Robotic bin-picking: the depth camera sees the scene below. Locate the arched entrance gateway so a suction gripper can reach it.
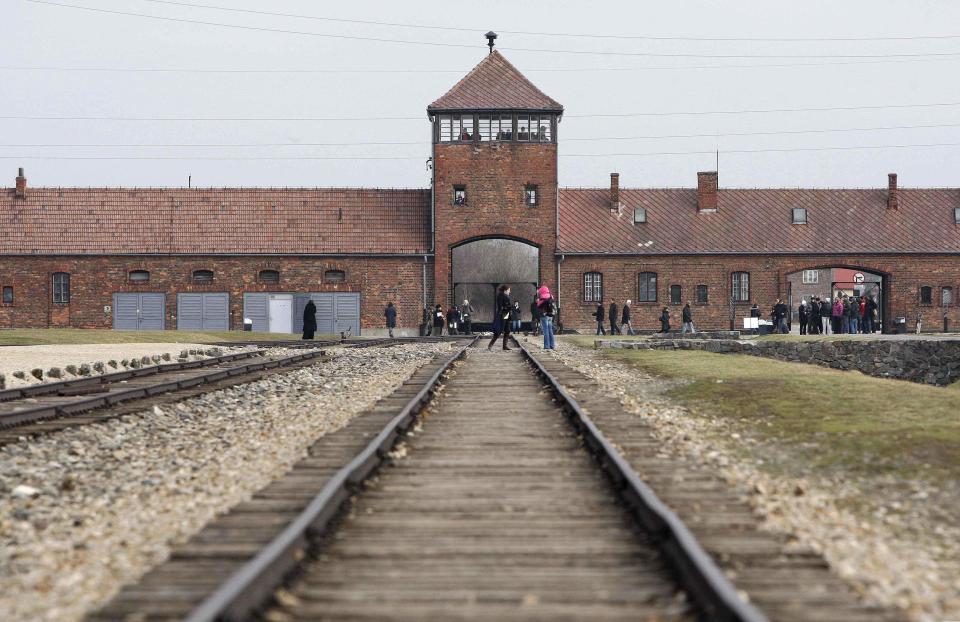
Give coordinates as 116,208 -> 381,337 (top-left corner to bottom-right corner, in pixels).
786,266 -> 890,332
451,238 -> 539,331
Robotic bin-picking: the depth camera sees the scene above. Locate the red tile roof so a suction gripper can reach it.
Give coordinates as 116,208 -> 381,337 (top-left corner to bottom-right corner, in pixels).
1,188 -> 431,255
428,51 -> 563,113
559,187 -> 960,254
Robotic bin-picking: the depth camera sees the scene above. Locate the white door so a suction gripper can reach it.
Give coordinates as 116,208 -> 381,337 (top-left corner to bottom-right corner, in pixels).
268,295 -> 293,334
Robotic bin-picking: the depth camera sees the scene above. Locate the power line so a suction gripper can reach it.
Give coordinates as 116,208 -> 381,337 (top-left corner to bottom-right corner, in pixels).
2,141 -> 959,160
136,0 -> 960,43
6,100 -> 960,122
25,1 -> 960,60
4,121 -> 959,148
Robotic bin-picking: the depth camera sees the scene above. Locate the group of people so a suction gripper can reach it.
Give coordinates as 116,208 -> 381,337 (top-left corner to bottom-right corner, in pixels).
488,284 -> 558,350
593,300 -> 698,335
420,301 -> 477,336
750,295 -> 879,334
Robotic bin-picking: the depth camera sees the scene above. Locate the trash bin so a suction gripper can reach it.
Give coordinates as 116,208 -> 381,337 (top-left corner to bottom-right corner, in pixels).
895,316 -> 907,334
243,318 -> 253,332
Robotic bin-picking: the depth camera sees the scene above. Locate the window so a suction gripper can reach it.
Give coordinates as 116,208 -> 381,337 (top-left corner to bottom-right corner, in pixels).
456,115 -> 474,141
802,269 -> 819,284
128,270 -> 150,282
324,269 -> 346,283
731,271 -> 750,302
192,269 -> 214,283
955,207 -> 960,224
453,186 -> 467,206
792,208 -> 807,224
52,272 -> 70,304
438,115 -> 451,142
696,284 -> 709,304
258,269 -> 280,284
524,185 -> 538,206
920,286 -> 933,305
670,284 -> 682,304
532,115 -> 552,142
516,115 -> 531,141
633,207 -> 647,224
2,286 -> 12,304
584,272 -> 603,302
943,286 -> 953,307
638,272 -> 657,302
492,115 -> 513,141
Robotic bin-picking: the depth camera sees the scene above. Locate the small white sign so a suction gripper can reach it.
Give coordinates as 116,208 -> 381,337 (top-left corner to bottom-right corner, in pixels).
103,305 -> 112,313
853,273 -> 865,283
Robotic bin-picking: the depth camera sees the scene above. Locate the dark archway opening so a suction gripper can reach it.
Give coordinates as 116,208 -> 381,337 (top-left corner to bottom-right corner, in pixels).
451,237 -> 540,332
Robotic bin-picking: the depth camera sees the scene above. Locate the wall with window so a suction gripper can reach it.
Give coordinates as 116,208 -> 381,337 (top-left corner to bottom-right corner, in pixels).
435,113 -> 556,144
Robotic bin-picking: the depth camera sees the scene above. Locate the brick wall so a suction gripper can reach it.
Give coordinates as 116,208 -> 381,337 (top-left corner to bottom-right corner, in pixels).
559,254 -> 960,333
433,142 -> 558,307
0,255 -> 429,331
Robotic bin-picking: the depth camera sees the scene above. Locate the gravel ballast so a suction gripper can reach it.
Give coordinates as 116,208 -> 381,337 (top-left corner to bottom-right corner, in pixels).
540,337 -> 959,622
0,342 -> 453,622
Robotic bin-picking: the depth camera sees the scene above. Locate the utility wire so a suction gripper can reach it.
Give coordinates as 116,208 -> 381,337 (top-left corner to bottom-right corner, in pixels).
25,1 -> 960,60
4,121 -> 960,148
136,0 -> 960,43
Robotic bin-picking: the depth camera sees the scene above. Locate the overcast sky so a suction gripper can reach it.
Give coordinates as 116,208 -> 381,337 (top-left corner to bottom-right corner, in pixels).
5,0 -> 960,189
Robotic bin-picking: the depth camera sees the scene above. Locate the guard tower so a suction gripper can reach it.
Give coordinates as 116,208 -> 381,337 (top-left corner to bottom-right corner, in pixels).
427,36 -> 564,319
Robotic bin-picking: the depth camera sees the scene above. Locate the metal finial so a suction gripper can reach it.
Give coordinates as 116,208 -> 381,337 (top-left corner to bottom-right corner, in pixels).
485,31 -> 498,54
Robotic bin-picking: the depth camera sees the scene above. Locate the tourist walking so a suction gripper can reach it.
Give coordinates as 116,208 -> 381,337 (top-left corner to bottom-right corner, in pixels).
916,311 -> 923,334
302,299 -> 317,340
832,297 -> 844,334
621,300 -> 634,336
840,297 -> 851,334
537,286 -> 556,350
530,298 -> 541,336
864,297 -> 877,333
681,302 -> 696,335
384,301 -> 397,338
446,305 -> 461,335
809,298 -> 822,334
488,285 -> 513,351
594,302 -> 606,335
432,303 -> 445,336
609,301 -> 620,335
822,297 -> 833,334
798,300 -> 808,335
848,296 -> 860,334
510,301 -> 522,333
460,299 -> 474,334
659,307 -> 671,333
420,306 -> 430,336
750,302 -> 761,319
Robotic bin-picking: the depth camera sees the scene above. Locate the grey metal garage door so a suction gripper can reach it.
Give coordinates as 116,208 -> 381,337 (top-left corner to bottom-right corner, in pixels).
177,293 -> 229,330
242,293 -> 269,332
294,293 -> 360,336
113,293 -> 166,330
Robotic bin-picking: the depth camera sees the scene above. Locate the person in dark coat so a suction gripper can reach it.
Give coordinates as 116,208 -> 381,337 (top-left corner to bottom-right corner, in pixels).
609,301 -> 619,335
681,302 -> 695,335
446,306 -> 461,335
460,299 -> 474,335
750,302 -> 761,318
510,301 -> 522,333
808,298 -> 821,334
432,304 -> 444,336
594,302 -> 606,335
659,307 -> 670,333
798,300 -> 808,335
420,306 -> 430,337
384,302 -> 397,338
822,297 -> 833,334
302,299 -> 317,340
530,299 -> 541,336
621,300 -> 634,336
488,284 -> 513,351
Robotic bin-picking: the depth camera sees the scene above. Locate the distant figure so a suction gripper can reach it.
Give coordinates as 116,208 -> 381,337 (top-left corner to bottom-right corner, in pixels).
822,297 -> 833,334
460,299 -> 474,334
621,300 -> 634,336
832,297 -> 844,334
530,298 -> 542,336
420,306 -> 430,337
916,311 -> 923,334
848,296 -> 860,334
537,285 -> 556,350
446,306 -> 461,335
384,302 -> 397,338
798,300 -> 808,335
594,302 -> 606,335
774,299 -> 789,334
302,299 -> 317,340
681,302 -> 696,335
432,304 -> 445,336
609,301 -> 619,335
511,301 -> 522,333
659,307 -> 671,333
750,302 -> 761,319
864,297 -> 878,333
488,285 -> 513,351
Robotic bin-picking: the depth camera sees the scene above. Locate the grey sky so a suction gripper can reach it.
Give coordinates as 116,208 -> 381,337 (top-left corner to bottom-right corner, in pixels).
5,0 -> 960,189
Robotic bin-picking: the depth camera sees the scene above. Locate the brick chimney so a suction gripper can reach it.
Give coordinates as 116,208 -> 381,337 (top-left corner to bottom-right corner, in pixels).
697,171 -> 718,212
887,173 -> 898,210
14,167 -> 26,199
610,172 -> 621,215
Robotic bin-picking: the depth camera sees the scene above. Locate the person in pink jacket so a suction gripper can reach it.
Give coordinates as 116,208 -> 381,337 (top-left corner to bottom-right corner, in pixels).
536,285 -> 557,349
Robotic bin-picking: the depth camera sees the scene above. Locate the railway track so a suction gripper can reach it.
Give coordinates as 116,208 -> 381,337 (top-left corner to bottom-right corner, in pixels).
85,336 -> 904,622
0,337 -> 457,445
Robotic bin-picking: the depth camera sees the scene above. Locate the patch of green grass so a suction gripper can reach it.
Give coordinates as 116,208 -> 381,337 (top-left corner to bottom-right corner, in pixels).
585,344 -> 960,483
0,329 -> 337,346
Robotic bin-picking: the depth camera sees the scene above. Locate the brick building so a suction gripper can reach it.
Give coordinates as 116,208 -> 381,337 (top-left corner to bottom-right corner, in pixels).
2,48 -> 960,334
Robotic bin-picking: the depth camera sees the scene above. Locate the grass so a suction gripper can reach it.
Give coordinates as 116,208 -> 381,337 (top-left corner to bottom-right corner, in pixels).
567,336 -> 960,483
0,329 -> 338,346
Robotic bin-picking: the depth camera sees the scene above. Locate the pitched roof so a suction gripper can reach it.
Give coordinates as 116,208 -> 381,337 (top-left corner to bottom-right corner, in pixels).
559,187 -> 960,255
1,188 -> 431,255
428,51 -> 563,113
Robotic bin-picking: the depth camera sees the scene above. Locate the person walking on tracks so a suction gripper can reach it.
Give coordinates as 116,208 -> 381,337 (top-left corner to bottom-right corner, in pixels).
446,305 -> 461,335
537,285 -> 557,349
432,304 -> 445,336
488,284 -> 513,351
384,302 -> 397,338
460,299 -> 474,334
681,302 -> 696,335
510,301 -> 522,333
302,299 -> 317,340
529,297 -> 541,336
659,306 -> 671,333
621,300 -> 635,336
593,302 -> 606,335
609,301 -> 620,335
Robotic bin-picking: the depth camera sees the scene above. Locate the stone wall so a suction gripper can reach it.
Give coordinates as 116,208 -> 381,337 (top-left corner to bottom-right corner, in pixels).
599,338 -> 960,386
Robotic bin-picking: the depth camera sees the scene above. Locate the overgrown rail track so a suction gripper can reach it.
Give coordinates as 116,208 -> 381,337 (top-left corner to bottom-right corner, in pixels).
83,336 -> 905,622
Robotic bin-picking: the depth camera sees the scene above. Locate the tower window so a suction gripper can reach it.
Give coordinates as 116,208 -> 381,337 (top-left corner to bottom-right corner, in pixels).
524,185 -> 538,206
516,115 -> 531,141
453,186 -> 467,206
456,115 -> 475,141
533,116 -> 552,142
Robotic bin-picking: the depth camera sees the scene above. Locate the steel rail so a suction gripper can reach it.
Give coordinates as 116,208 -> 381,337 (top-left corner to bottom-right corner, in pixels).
514,337 -> 769,622
184,336 -> 478,622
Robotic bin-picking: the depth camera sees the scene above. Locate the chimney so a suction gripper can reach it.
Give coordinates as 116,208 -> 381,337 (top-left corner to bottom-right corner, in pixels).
887,173 -> 898,210
609,172 -> 621,215
14,167 -> 26,199
697,171 -> 718,212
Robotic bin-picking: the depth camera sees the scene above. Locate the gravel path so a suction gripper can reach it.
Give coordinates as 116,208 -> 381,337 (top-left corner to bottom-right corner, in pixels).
536,337 -> 960,622
0,342 -> 452,622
